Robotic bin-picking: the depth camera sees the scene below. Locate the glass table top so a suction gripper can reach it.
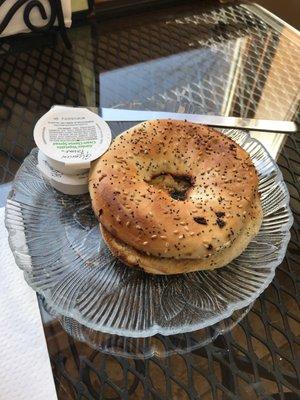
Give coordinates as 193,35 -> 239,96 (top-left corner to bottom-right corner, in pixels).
0,0 -> 299,398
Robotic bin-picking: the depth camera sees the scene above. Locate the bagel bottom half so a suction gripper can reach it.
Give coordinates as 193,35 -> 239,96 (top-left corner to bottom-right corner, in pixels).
100,197 -> 262,275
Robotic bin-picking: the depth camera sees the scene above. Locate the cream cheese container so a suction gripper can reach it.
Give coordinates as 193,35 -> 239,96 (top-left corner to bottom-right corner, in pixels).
34,106 -> 112,174
37,150 -> 89,195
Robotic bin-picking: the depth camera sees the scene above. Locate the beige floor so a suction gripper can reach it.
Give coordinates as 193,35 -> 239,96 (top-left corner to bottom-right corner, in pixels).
255,0 -> 299,29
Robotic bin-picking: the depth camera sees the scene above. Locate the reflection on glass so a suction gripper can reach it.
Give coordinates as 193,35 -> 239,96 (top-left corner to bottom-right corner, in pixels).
99,44 -> 236,114
98,12 -> 298,161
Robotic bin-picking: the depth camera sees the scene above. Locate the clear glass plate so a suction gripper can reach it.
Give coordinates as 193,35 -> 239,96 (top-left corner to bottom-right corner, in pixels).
5,129 -> 293,338
42,297 -> 252,359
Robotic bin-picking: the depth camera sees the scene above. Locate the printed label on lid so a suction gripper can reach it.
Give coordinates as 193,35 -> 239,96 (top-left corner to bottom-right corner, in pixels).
34,107 -> 111,167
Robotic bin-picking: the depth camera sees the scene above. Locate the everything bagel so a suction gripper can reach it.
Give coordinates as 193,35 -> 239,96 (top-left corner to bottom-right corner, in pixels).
89,120 -> 262,274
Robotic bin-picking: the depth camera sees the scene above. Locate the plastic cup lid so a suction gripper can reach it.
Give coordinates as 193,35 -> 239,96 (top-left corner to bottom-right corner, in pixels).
34,106 -> 112,169
37,150 -> 88,185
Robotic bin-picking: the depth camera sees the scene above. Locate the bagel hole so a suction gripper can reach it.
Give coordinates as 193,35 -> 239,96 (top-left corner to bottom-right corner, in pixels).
147,173 -> 193,201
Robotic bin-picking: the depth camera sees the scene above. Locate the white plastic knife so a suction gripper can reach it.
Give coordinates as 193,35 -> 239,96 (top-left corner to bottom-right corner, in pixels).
101,108 -> 298,133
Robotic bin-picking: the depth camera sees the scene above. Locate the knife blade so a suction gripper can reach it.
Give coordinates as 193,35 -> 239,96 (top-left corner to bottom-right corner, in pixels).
101,108 -> 298,133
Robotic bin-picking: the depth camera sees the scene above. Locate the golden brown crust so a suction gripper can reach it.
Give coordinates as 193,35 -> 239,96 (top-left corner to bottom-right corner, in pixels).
89,120 -> 262,273
101,196 -> 262,274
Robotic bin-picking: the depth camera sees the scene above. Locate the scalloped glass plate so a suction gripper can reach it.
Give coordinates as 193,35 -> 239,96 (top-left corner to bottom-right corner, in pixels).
42,297 -> 251,358
5,129 -> 293,338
